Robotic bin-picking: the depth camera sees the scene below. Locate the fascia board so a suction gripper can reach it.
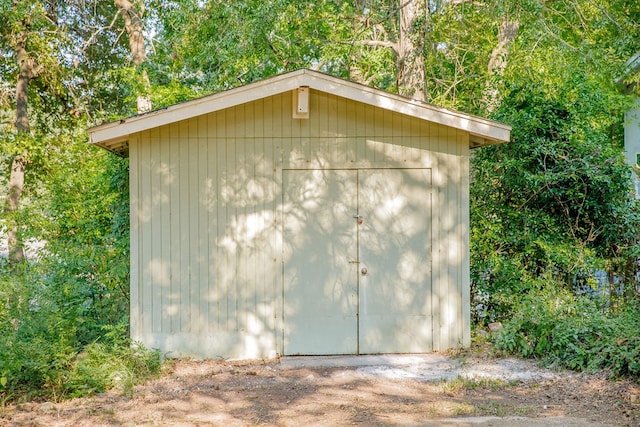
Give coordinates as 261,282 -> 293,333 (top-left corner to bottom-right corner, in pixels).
88,70 -> 308,145
301,71 -> 511,143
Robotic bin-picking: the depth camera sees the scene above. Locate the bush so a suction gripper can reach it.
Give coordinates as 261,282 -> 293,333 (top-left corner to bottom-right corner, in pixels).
0,149 -> 161,404
0,273 -> 77,402
0,277 -> 161,403
494,287 -> 640,379
66,334 -> 161,398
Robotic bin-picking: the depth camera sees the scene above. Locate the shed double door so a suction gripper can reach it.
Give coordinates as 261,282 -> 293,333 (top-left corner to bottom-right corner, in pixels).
283,168 -> 432,355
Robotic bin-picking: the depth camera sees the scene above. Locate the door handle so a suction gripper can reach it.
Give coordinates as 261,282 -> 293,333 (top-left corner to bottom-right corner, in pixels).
361,267 -> 368,276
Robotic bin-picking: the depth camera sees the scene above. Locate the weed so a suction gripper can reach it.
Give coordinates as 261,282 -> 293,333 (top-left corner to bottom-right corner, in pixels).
450,403 -> 475,416
474,401 -> 532,417
441,377 -> 509,394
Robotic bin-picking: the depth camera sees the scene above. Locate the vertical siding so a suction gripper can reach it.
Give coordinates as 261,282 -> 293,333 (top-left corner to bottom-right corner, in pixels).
178,123 -> 190,334
129,135 -> 140,341
159,134 -> 171,333
428,125 -> 470,350
139,132 -> 152,336
149,128 -> 162,333
460,133 -> 471,348
132,89 -> 470,358
227,124 -> 238,333
430,124 -> 443,351
169,124 -> 181,333
206,134 -> 218,334
196,137 -> 209,333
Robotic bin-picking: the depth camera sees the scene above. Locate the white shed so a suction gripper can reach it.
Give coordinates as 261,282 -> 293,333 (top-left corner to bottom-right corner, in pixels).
88,69 -> 511,359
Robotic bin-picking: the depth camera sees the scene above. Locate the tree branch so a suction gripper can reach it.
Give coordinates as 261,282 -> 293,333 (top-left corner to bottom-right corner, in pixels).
81,10 -> 121,53
352,39 -> 397,50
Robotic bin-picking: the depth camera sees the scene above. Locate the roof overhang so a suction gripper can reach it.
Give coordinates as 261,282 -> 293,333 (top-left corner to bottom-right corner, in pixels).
88,69 -> 511,156
617,52 -> 640,93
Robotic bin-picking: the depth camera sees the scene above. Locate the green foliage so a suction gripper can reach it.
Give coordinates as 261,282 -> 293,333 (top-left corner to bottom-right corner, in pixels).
0,0 -> 161,404
42,150 -> 130,344
471,52 -> 640,320
66,325 -> 161,399
0,273 -> 161,402
494,288 -> 640,379
0,133 -> 155,403
0,271 -> 76,402
441,377 -> 513,394
149,0 -> 358,92
467,1 -> 640,377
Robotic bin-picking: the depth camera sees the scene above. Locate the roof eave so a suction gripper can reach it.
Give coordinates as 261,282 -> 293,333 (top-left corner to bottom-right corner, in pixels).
616,52 -> 640,91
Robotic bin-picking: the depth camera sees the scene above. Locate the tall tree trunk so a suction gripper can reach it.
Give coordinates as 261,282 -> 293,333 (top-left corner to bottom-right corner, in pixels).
4,31 -> 37,265
115,0 -> 151,113
397,0 -> 427,102
5,155 -> 26,264
482,16 -> 519,112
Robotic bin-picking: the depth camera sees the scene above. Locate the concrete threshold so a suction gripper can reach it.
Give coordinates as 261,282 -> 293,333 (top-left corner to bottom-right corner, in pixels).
278,353 -> 458,369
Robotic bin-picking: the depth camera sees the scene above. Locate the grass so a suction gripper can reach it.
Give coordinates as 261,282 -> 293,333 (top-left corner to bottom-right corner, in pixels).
473,401 -> 533,417
440,376 -> 514,394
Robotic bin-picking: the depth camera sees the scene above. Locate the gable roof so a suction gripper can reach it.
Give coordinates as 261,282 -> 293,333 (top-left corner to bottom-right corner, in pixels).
88,69 -> 511,156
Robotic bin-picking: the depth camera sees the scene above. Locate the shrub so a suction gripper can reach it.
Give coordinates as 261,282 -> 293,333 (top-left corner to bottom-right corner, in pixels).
494,287 -> 640,379
0,283 -> 161,403
66,335 -> 162,398
0,150 -> 154,403
0,273 -> 77,402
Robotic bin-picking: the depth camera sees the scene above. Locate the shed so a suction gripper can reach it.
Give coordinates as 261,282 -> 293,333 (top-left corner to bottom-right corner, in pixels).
88,69 -> 511,359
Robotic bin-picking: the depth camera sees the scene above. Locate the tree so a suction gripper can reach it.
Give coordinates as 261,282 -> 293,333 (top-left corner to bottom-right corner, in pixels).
482,14 -> 518,112
397,0 -> 428,100
115,0 -> 151,113
342,0 -> 429,100
148,1 -> 432,100
1,0 -> 59,265
469,0 -> 640,317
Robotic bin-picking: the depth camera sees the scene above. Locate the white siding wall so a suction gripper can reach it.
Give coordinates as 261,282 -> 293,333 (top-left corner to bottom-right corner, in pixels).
130,89 -> 470,358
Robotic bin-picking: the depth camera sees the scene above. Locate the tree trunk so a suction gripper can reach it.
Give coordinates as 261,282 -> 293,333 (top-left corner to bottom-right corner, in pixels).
4,31 -> 37,265
115,0 -> 151,113
5,155 -> 26,264
482,17 -> 519,112
397,0 -> 427,102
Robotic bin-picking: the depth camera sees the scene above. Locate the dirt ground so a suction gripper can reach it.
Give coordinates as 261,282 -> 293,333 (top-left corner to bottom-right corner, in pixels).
2,349 -> 640,427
